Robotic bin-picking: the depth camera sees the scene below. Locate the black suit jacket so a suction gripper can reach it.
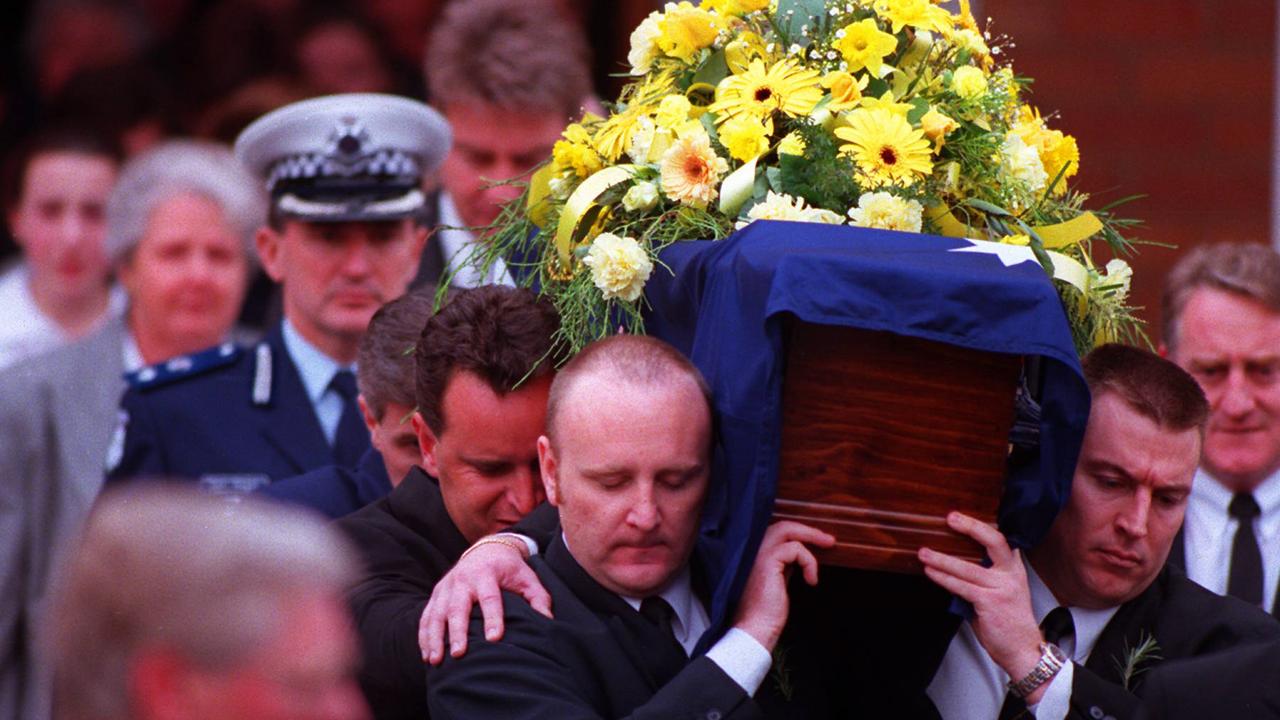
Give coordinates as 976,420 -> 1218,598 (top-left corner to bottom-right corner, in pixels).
790,565 -> 1280,720
1135,640 -> 1280,720
336,469 -> 559,720
427,534 -> 762,720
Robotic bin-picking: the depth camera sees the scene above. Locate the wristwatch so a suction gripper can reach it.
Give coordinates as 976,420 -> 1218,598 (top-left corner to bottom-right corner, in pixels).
1007,642 -> 1068,699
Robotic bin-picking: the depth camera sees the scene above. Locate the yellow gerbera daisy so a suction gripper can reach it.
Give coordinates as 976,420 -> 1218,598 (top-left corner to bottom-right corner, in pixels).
859,90 -> 914,118
834,19 -> 898,75
835,108 -> 933,188
660,129 -> 729,208
709,59 -> 823,123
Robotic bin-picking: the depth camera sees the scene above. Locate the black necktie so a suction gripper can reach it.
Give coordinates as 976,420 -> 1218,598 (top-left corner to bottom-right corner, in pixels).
1228,492 -> 1264,607
640,596 -> 686,657
329,369 -> 366,467
997,607 -> 1075,720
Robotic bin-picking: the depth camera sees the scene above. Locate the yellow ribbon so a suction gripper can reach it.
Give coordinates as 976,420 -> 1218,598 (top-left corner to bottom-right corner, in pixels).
554,165 -> 638,268
719,156 -> 758,218
526,164 -> 556,230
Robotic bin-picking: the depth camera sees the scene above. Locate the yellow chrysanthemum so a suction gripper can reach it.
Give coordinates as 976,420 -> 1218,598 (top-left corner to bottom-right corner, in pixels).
720,114 -> 774,162
655,95 -> 694,128
874,0 -> 954,34
821,71 -> 870,112
834,19 -> 898,75
659,129 -> 729,207
709,59 -> 823,123
552,124 -> 604,178
655,2 -> 723,63
835,108 -> 933,188
951,65 -> 988,100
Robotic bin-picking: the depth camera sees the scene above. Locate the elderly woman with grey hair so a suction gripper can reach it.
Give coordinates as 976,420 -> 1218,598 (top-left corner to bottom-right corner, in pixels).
0,140 -> 265,720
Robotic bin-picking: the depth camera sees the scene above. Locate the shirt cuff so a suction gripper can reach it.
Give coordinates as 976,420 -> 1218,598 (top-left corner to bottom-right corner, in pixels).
496,532 -> 539,557
704,628 -> 773,696
1030,660 -> 1073,720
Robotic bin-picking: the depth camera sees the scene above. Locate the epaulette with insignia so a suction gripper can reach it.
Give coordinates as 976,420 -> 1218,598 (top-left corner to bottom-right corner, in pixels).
125,343 -> 242,391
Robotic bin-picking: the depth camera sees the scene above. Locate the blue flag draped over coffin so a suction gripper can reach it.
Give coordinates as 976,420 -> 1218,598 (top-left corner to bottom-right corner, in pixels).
643,219 -> 1091,641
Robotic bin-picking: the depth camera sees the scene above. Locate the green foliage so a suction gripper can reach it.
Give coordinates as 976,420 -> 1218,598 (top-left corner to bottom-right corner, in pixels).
777,121 -> 861,212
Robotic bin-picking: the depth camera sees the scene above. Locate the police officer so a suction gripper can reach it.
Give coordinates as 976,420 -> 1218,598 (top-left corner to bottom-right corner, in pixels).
106,93 -> 451,493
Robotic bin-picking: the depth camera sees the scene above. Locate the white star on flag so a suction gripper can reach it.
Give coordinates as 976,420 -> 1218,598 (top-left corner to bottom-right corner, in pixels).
947,238 -> 1038,267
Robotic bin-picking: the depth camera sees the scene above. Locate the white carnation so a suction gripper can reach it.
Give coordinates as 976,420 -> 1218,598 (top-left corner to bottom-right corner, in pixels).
628,12 -> 663,75
1103,259 -> 1133,302
583,233 -> 654,302
1001,133 -> 1048,195
847,192 -> 924,232
622,181 -> 660,212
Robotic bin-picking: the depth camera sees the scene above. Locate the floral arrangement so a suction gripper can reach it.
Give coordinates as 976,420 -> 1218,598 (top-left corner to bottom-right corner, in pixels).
466,0 -> 1143,355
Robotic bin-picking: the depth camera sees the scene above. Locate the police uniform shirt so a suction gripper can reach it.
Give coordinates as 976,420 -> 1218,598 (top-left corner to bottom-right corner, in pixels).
1184,467 -> 1280,612
281,318 -> 355,445
436,192 -> 515,289
927,559 -> 1119,720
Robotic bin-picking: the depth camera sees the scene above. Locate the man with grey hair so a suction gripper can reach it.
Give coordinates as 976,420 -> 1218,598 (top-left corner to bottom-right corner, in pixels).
0,139 -> 263,720
46,485 -> 369,720
1161,242 -> 1280,618
418,0 -> 594,288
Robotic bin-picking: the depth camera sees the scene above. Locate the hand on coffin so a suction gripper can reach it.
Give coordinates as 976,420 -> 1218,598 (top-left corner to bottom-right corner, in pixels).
732,520 -> 835,652
918,512 -> 1048,704
419,535 -> 552,665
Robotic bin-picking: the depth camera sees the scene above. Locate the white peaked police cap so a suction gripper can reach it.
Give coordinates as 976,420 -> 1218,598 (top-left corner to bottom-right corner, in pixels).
234,93 -> 452,223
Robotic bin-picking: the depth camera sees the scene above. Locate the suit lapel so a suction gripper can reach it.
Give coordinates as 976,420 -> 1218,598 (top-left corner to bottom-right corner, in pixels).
1166,526 -> 1186,570
258,325 -> 333,474
545,537 -> 688,690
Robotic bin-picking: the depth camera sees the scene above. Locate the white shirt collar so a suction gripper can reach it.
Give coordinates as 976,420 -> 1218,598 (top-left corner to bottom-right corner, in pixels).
436,193 -> 513,288
1193,466 -> 1280,512
1026,558 -> 1118,662
121,330 -> 144,373
280,318 -> 351,403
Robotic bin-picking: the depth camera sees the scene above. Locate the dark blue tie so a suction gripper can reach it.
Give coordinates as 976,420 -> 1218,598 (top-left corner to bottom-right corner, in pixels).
1228,492 -> 1264,607
329,369 -> 367,467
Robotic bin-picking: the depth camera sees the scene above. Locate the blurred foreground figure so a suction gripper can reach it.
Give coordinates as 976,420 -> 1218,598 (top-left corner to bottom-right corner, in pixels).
46,486 -> 370,720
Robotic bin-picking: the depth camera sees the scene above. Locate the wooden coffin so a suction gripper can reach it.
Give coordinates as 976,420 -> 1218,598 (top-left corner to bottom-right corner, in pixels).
773,321 -> 1022,574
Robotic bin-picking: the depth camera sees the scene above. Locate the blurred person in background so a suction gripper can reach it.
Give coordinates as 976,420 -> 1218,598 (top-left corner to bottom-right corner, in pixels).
45,485 -> 370,720
293,9 -> 396,97
0,140 -> 263,720
0,127 -> 122,370
259,288 -> 439,518
417,0 -> 593,289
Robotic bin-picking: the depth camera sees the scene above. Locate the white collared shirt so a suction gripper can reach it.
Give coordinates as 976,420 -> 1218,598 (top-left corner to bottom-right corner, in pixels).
1184,467 -> 1280,611
927,558 -> 1119,720
560,533 -> 772,695
436,193 -> 514,288
280,319 -> 355,445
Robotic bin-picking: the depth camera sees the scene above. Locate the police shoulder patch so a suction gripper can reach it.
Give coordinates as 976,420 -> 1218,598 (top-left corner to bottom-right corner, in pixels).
126,343 -> 242,391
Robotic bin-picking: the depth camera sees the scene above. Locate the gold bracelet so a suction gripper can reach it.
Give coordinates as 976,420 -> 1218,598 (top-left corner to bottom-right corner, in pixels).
458,534 -> 530,564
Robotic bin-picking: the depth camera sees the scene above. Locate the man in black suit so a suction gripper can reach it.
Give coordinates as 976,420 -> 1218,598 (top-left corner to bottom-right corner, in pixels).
335,285 -> 564,720
427,334 -> 834,719
918,344 -> 1280,720
1135,640 -> 1280,719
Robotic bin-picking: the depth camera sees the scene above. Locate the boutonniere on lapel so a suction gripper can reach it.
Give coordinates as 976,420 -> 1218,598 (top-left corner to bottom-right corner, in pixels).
1112,632 -> 1163,690
770,644 -> 794,701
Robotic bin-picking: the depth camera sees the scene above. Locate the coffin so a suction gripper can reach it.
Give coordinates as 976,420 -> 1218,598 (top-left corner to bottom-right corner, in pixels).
774,322 -> 1022,573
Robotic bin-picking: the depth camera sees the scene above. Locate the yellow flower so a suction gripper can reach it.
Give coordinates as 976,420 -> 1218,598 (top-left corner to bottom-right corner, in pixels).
1000,233 -> 1030,245
859,90 -> 913,118
778,131 -> 806,156
594,108 -> 645,162
655,95 -> 694,128
656,2 -> 723,64
701,0 -> 769,16
709,59 -> 823,123
1012,106 -> 1080,192
847,191 -> 924,232
833,19 -> 898,75
874,0 -> 954,34
724,30 -> 776,74
951,65 -> 988,100
821,71 -> 870,112
835,108 -> 933,188
552,123 -> 604,178
583,232 -> 654,302
919,108 -> 958,151
660,129 -> 729,207
720,114 -> 773,162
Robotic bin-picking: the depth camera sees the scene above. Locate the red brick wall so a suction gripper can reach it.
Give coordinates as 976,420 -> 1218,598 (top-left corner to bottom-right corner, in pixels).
985,0 -> 1276,344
